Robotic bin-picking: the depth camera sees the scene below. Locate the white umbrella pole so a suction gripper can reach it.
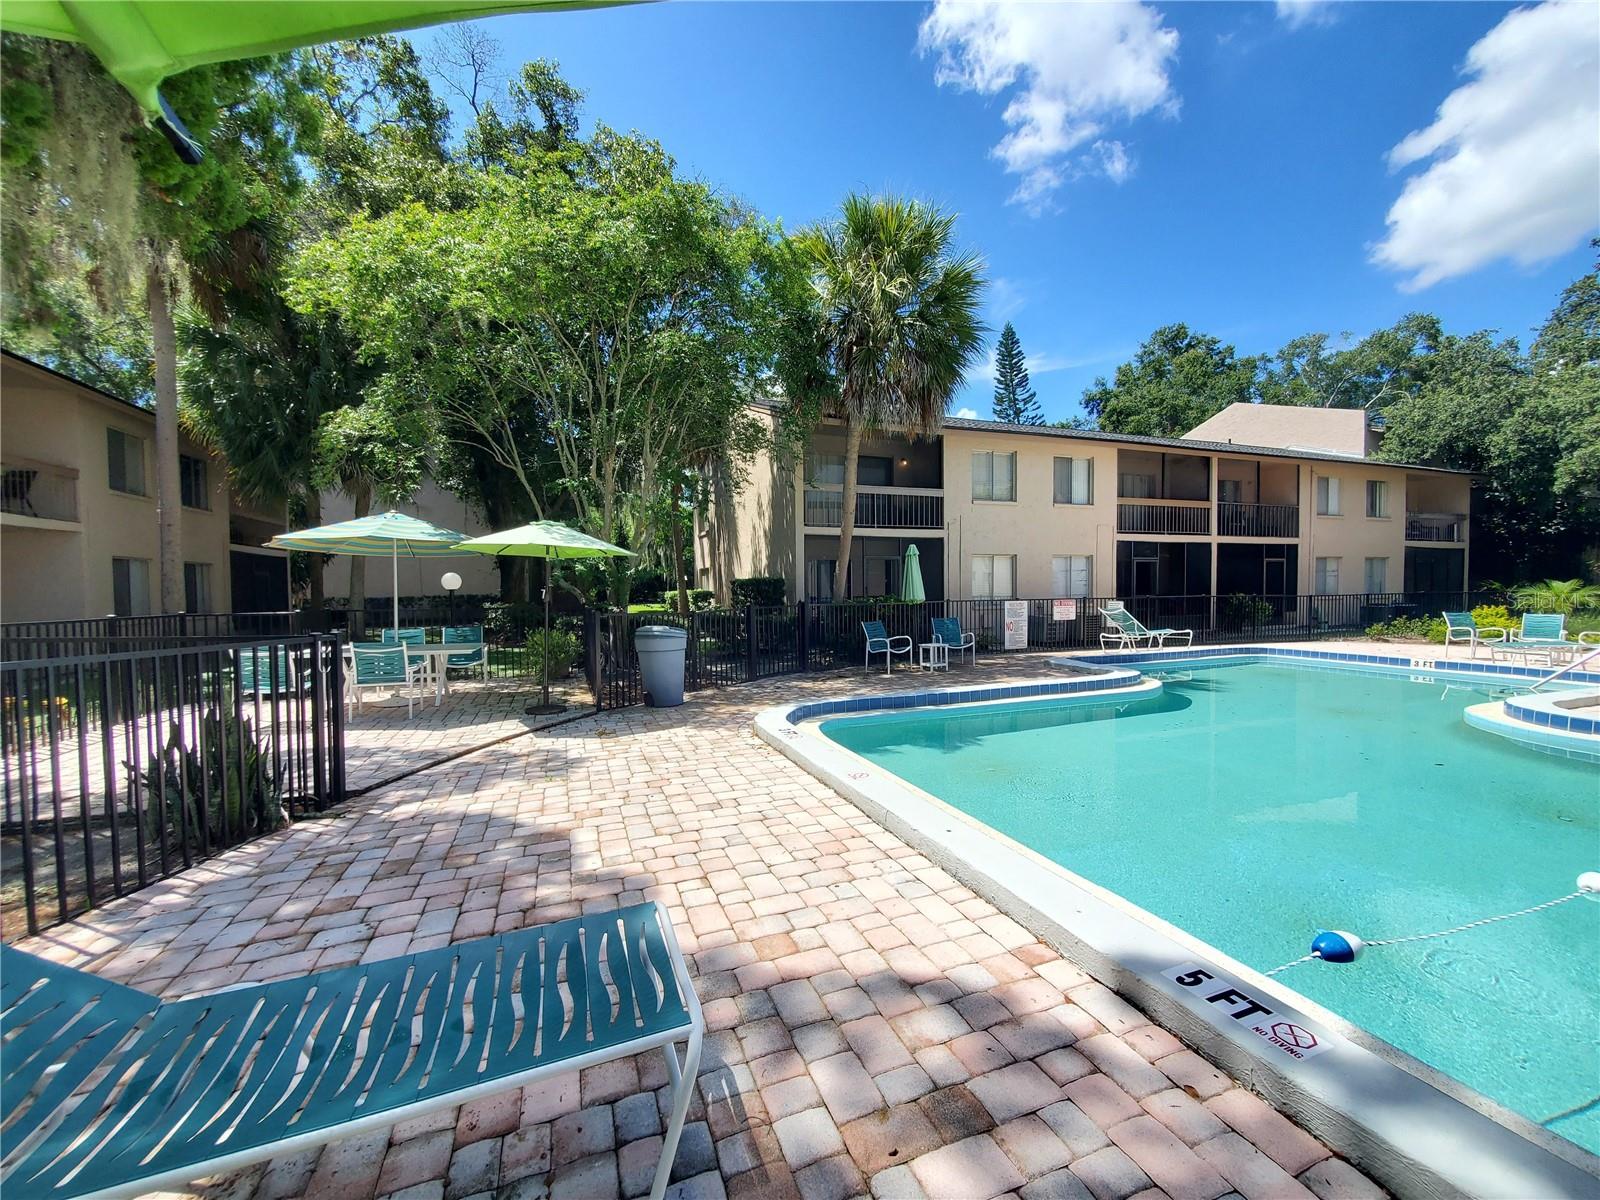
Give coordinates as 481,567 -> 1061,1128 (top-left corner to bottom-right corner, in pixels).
392,543 -> 400,633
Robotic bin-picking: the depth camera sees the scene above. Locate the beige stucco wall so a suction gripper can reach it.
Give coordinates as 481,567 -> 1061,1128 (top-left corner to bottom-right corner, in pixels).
2,355 -> 234,620
942,428 -> 1118,598
1186,403 -> 1374,457
1302,460 -> 1451,593
697,408 -> 794,603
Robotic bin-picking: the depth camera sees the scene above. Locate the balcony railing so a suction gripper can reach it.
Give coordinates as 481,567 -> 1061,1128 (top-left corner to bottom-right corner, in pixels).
1405,512 -> 1467,542
1117,501 -> 1210,535
804,486 -> 944,530
1,458 -> 78,523
1217,502 -> 1299,539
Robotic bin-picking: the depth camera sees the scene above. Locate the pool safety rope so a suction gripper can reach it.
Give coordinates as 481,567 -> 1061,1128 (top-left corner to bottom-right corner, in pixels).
1264,871 -> 1600,977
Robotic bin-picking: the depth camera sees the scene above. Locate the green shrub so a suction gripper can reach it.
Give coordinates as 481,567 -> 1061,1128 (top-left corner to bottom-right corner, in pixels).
1469,604 -> 1515,633
130,709 -> 285,849
732,577 -> 787,607
688,589 -> 716,611
525,627 -> 580,678
1220,594 -> 1273,626
1365,615 -> 1445,643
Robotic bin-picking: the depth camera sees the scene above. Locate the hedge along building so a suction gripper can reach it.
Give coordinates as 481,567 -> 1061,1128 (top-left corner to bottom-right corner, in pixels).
694,401 -> 1473,609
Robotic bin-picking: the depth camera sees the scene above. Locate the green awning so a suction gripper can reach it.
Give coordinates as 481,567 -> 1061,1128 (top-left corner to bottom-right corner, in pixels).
0,1 -> 636,158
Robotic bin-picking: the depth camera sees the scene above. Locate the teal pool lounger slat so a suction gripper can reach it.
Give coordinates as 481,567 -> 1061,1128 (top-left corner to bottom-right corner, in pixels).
819,659 -> 1600,1154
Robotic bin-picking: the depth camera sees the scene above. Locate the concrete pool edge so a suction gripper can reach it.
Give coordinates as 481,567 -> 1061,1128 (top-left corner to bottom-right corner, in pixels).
753,665 -> 1600,1200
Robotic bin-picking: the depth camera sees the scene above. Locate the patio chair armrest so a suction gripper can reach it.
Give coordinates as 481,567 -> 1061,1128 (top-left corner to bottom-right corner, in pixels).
1478,627 -> 1508,640
888,635 -> 913,651
1578,630 -> 1600,645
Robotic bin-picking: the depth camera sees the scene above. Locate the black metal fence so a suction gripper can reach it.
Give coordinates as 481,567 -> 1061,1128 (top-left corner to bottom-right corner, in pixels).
0,611 -> 304,660
1,635 -> 345,937
588,591 -> 1482,710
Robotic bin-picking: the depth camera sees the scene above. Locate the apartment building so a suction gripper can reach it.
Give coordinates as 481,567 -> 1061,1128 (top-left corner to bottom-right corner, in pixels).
696,403 -> 1472,607
0,351 -> 288,622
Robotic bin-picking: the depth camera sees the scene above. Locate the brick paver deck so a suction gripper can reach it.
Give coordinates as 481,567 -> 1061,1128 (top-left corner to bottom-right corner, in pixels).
17,648 -> 1393,1200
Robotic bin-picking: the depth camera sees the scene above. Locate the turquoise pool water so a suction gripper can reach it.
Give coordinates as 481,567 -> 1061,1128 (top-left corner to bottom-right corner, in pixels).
820,659 -> 1600,1153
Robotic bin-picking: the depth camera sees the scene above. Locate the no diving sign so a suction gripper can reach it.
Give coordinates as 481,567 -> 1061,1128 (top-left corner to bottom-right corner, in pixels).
1161,962 -> 1334,1061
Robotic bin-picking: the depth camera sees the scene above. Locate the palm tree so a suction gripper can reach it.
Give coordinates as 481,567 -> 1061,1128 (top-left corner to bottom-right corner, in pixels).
1511,578 -> 1600,616
796,196 -> 986,601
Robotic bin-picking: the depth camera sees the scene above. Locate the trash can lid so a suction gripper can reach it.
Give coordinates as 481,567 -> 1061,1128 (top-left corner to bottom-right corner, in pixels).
635,625 -> 689,642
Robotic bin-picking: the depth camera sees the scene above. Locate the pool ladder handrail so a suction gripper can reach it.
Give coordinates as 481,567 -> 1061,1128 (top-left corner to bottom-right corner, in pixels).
1525,646 -> 1600,692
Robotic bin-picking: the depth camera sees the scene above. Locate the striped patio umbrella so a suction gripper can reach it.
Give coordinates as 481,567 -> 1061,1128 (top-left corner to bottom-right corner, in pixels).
901,543 -> 927,604
267,511 -> 467,633
454,522 -> 633,714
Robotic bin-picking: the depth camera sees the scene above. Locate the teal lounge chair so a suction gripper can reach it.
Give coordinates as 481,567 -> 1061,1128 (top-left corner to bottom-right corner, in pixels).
862,620 -> 911,675
0,902 -> 702,1200
1493,613 -> 1578,664
1098,602 -> 1193,651
1441,611 -> 1507,659
931,616 -> 977,666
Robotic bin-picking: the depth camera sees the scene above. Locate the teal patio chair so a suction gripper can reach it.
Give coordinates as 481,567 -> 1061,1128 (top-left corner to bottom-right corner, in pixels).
861,619 -> 911,675
931,616 -> 977,666
443,623 -> 488,684
1099,602 -> 1193,651
346,644 -> 424,717
382,627 -> 435,691
1441,611 -> 1507,658
233,645 -> 300,694
0,902 -> 703,1200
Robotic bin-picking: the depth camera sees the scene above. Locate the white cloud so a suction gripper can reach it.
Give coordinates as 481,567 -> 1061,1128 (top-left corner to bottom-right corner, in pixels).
1371,1 -> 1600,291
918,1 -> 1179,211
952,407 -> 980,419
1274,0 -> 1338,30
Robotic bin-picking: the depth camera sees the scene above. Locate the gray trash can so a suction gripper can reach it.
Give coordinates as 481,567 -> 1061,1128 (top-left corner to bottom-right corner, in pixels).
635,625 -> 688,707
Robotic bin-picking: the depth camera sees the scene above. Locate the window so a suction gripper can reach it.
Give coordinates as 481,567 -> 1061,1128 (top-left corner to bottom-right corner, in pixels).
807,559 -> 837,602
1052,457 -> 1092,505
1315,475 -> 1341,516
1364,557 -> 1388,594
805,452 -> 845,487
1217,479 -> 1244,504
1366,480 -> 1389,519
112,557 -> 151,615
971,451 -> 1016,502
971,554 -> 1016,599
180,454 -> 210,509
184,562 -> 213,612
107,428 -> 146,495
857,455 -> 893,486
1119,472 -> 1156,499
1315,557 -> 1340,595
1052,555 -> 1092,598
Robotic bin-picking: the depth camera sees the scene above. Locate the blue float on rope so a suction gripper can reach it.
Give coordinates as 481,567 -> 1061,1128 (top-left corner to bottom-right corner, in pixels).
1310,930 -> 1364,964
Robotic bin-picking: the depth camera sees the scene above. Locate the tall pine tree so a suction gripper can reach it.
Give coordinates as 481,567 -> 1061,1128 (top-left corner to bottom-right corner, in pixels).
992,322 -> 1043,424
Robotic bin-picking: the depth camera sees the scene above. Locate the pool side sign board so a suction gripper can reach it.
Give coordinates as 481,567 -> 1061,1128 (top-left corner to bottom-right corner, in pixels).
1161,961 -> 1334,1060
1003,600 -> 1029,649
1052,598 -> 1077,622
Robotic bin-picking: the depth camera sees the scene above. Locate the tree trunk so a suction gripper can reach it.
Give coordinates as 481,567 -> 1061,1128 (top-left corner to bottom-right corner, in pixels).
348,482 -> 371,638
674,478 -> 691,616
303,489 -> 325,612
147,264 -> 184,613
832,418 -> 863,601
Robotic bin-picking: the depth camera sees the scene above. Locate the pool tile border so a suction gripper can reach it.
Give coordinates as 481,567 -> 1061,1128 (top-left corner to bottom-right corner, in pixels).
754,656 -> 1600,1200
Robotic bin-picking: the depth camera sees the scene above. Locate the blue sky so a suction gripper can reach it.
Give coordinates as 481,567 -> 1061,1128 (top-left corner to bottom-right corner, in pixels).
427,1 -> 1600,423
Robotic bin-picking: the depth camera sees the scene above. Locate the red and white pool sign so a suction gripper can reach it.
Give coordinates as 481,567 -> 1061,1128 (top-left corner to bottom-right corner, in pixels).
1161,962 -> 1334,1061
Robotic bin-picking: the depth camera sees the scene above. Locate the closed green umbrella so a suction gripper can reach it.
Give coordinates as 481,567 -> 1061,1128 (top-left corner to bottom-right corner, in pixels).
901,543 -> 926,604
267,510 -> 466,633
453,521 -> 633,714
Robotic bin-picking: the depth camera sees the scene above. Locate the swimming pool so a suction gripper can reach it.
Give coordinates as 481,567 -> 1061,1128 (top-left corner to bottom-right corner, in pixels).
819,659 -> 1600,1154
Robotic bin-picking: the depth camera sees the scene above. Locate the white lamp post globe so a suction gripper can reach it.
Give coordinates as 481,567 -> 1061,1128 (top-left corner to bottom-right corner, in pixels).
441,571 -> 462,592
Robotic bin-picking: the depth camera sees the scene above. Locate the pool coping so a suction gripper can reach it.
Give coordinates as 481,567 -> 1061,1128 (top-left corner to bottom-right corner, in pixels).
753,648 -> 1600,1200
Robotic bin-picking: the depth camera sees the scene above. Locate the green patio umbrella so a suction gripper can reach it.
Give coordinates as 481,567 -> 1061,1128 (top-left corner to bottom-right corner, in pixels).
453,521 -> 633,714
0,1 -> 636,162
901,543 -> 927,604
267,511 -> 467,633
